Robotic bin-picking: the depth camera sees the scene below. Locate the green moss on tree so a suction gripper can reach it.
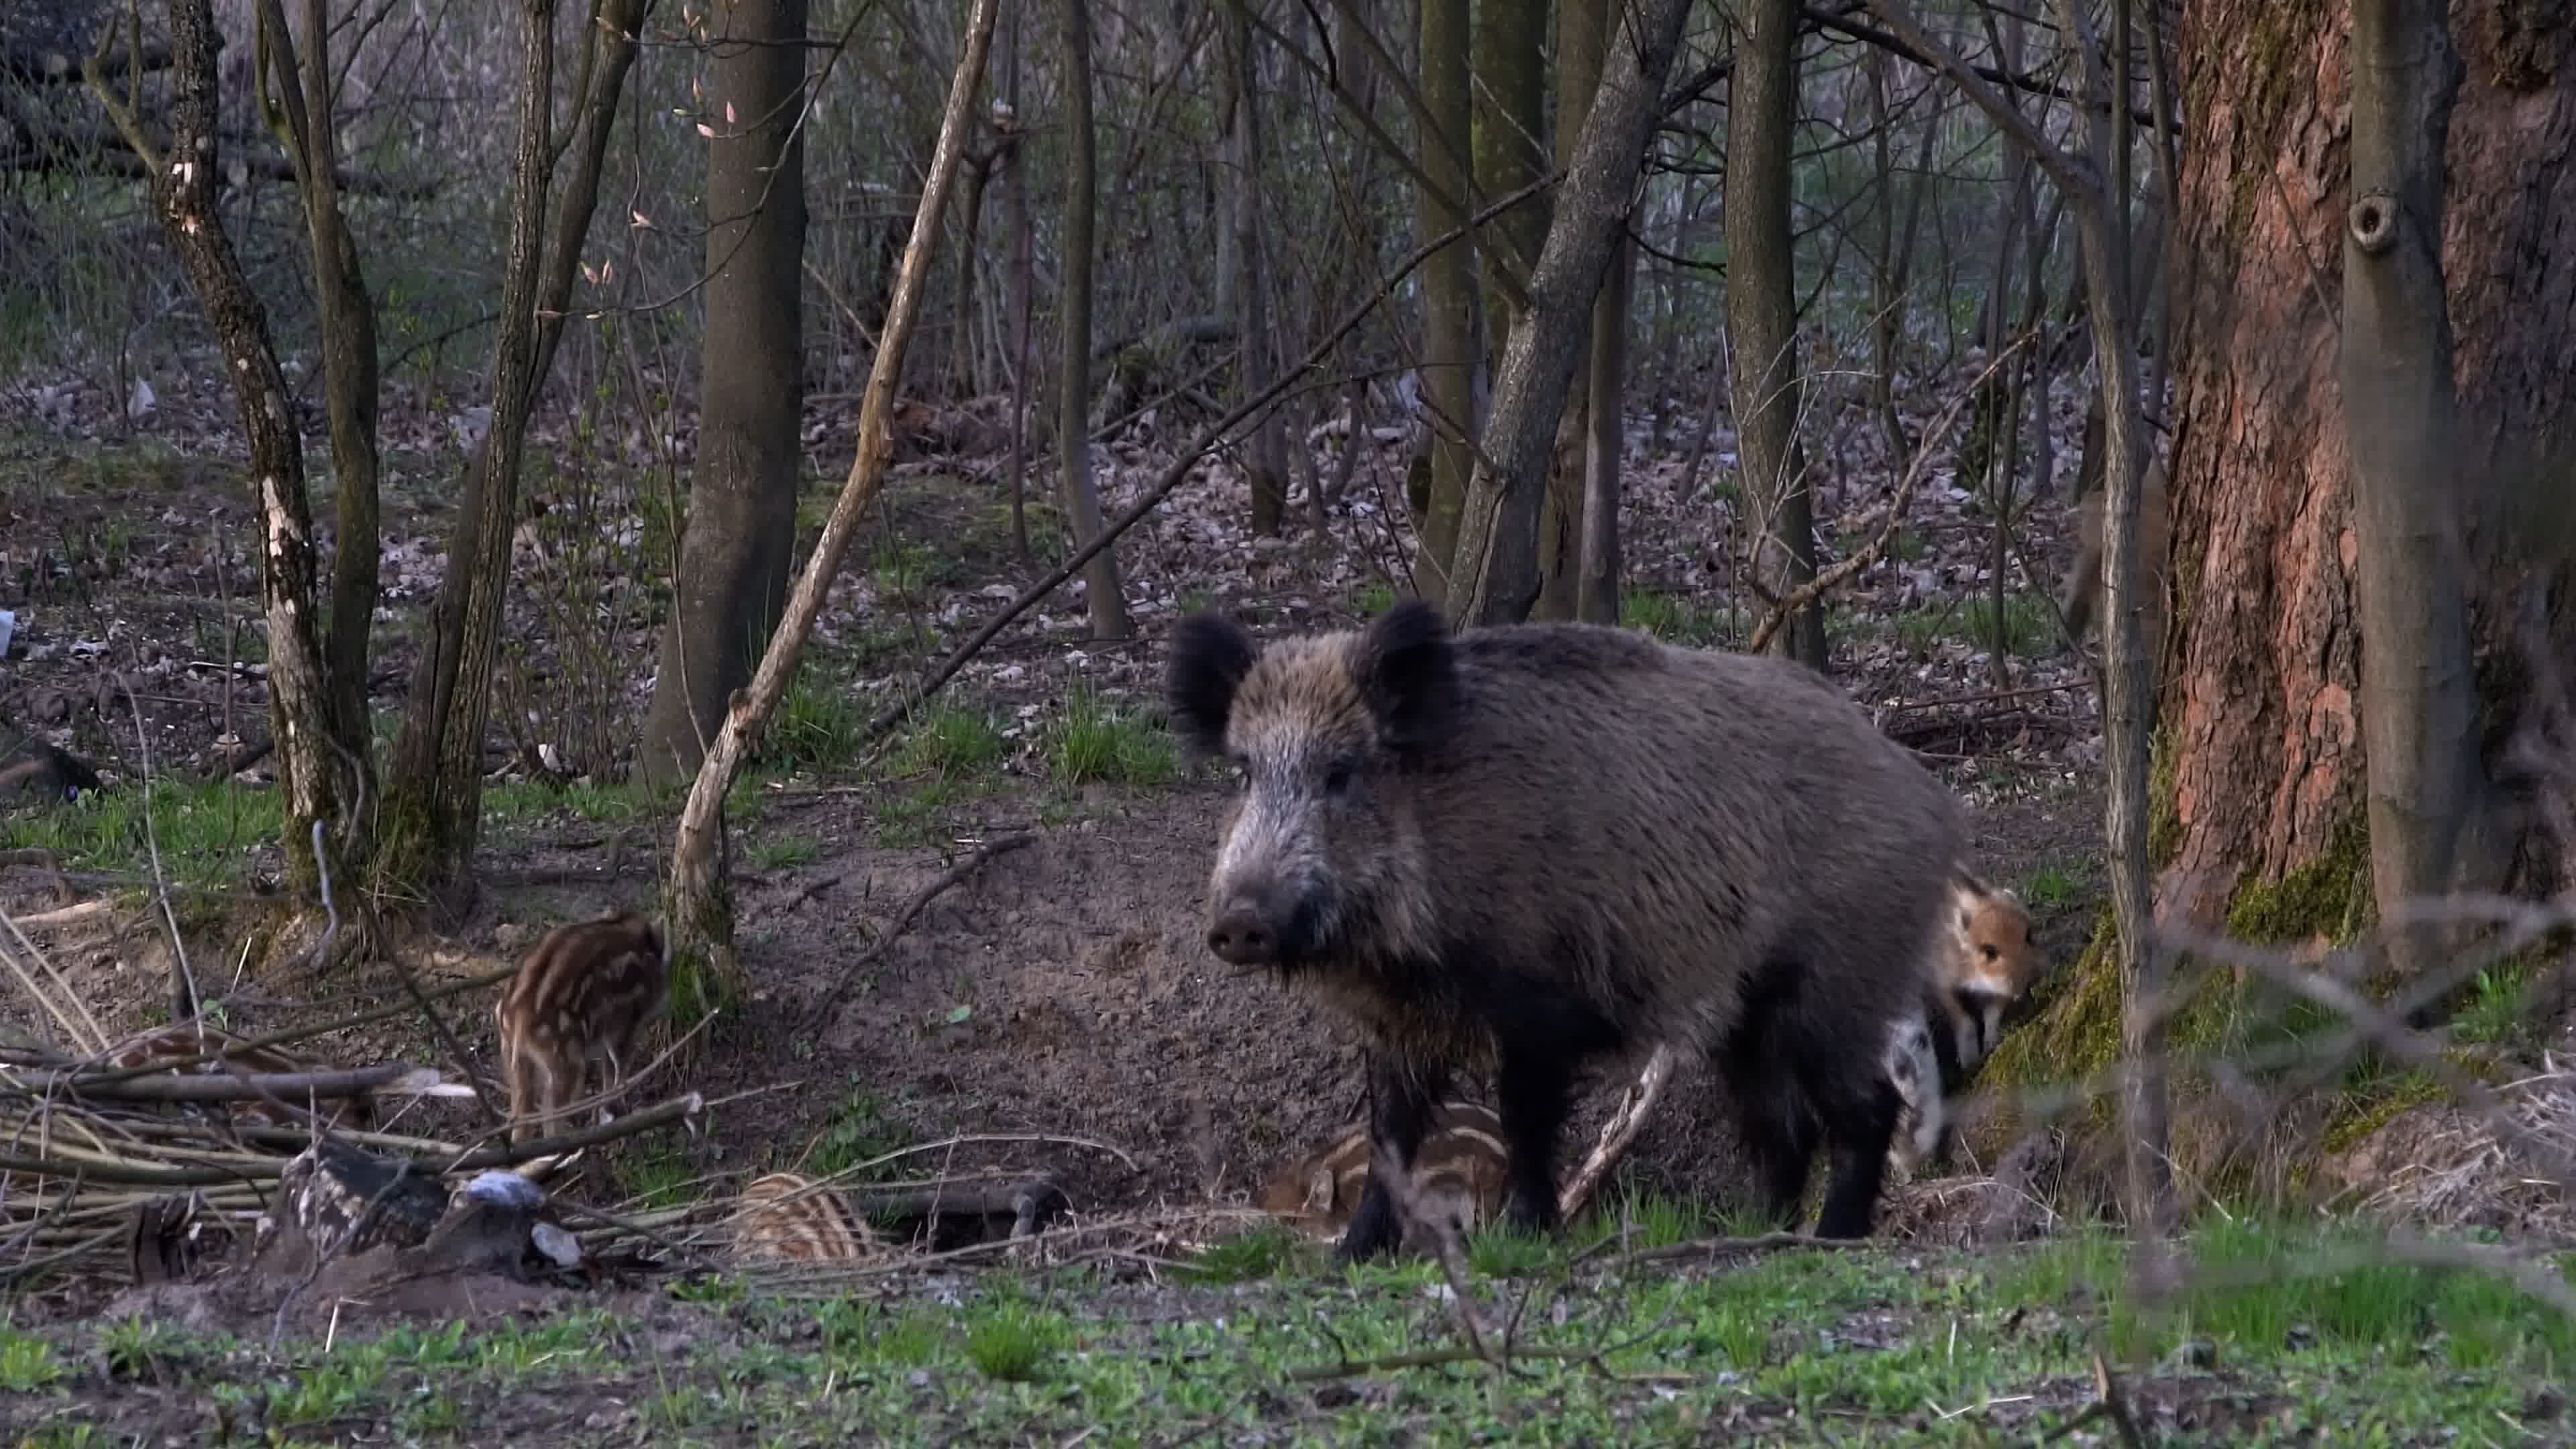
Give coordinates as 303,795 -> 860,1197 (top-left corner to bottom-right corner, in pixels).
2222,811 -> 2372,945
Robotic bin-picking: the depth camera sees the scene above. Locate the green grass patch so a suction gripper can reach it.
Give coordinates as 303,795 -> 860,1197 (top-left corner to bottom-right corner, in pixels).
888,702 -> 1007,780
1621,589 -> 1727,646
5,777 -> 282,892
1043,686 -> 1177,788
18,1222 -> 2574,1444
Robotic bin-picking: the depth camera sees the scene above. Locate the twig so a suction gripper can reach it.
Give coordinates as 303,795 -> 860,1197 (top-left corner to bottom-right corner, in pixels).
804,835 -> 1034,1027
34,1063 -> 435,1103
117,671 -> 198,1022
1746,331 -> 2037,655
1558,1044 -> 1676,1222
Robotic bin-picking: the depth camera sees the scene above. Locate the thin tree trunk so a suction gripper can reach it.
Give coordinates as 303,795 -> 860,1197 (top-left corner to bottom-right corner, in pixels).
1225,0 -> 1289,537
85,0 -> 365,924
1410,0 -> 1477,604
1536,0 -> 1602,623
254,0 -> 381,769
1448,0 -> 1693,625
665,0 -> 1001,999
1001,0 -> 1033,564
382,0 -> 651,900
1577,231 -> 1631,624
640,0 -> 810,790
1055,0 -> 1130,639
1727,0 -> 1825,667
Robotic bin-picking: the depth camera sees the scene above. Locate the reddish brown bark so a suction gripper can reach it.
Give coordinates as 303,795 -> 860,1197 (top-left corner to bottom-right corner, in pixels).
2160,0 -> 2575,924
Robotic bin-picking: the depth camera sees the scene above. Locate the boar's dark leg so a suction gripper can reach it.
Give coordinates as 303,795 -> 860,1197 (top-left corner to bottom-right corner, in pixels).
1492,1043 -> 1572,1235
1338,1049 -> 1442,1263
1813,1070 -> 1902,1240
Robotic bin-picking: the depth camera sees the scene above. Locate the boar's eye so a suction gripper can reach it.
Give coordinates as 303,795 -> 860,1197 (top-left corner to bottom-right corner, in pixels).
1323,757 -> 1359,796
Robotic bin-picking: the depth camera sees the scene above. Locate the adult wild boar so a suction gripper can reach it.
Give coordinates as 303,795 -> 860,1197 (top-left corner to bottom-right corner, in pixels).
1165,600 -> 1966,1261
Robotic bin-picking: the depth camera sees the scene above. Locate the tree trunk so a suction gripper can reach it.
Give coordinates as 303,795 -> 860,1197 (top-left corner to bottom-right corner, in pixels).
663,0 -> 1001,1008
1535,0 -> 1600,623
1725,0 -> 1825,669
641,0 -> 809,788
382,0 -> 650,901
1447,0 -> 1693,625
1224,0 -> 1290,537
87,0 -> 368,932
1055,0 -> 1131,640
1974,0 -> 2576,1189
1577,230 -> 1631,625
1409,0 -> 1478,604
255,0 -> 382,769
2340,0 -> 2500,969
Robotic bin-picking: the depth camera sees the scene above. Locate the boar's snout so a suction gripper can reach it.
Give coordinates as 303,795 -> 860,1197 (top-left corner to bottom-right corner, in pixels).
1206,879 -> 1314,967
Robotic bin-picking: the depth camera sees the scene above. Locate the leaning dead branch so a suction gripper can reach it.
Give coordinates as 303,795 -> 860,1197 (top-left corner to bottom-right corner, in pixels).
804,834 -> 1034,1027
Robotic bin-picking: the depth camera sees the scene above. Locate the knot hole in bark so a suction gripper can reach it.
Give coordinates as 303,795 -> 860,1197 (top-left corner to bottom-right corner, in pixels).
2349,191 -> 2400,256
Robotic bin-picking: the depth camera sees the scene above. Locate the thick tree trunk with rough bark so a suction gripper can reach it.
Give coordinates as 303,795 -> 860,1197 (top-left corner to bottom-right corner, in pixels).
1447,0 -> 1692,626
1978,0 -> 2576,1171
1534,0 -> 1599,623
1055,0 -> 1130,640
1725,0 -> 1826,667
1409,0 -> 1479,604
642,0 -> 809,786
2156,0 -> 2572,932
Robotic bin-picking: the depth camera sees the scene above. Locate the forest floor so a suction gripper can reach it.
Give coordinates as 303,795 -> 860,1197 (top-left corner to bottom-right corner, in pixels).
2,377 -> 2571,1444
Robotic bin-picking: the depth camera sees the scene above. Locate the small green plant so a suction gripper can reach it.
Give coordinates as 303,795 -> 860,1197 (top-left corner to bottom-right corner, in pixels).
2449,965 -> 2532,1046
1354,582 -> 1396,616
965,1307 -> 1065,1383
892,704 -> 1007,780
1187,1224 -> 1309,1284
804,1087 -> 901,1180
101,1319 -> 184,1381
2019,865 -> 2082,908
769,672 -> 870,773
0,1331 -> 65,1391
745,833 -> 820,871
1044,686 -> 1177,788
1466,1222 -> 1556,1278
623,1138 -> 697,1210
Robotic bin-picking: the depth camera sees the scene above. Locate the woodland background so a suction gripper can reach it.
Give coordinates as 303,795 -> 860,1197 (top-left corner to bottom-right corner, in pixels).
0,0 -> 2573,1440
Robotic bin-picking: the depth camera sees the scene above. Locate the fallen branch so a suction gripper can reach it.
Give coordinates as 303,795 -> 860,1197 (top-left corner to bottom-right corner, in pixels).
442,1092 -> 706,1172
803,835 -> 1034,1027
1746,330 -> 2037,656
34,1063 -> 441,1103
1558,1044 -> 1676,1222
1597,1230 -> 1856,1270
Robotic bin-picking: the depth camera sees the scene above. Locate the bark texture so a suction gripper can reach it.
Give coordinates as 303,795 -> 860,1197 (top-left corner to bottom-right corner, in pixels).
91,0 -> 367,916
642,0 -> 809,786
383,0 -> 649,897
1055,0 -> 1131,639
1725,0 -> 1827,667
1448,0 -> 1693,625
1409,0 -> 1479,604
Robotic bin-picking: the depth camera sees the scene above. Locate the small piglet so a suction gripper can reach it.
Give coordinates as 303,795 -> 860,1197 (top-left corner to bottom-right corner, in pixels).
492,912 -> 670,1144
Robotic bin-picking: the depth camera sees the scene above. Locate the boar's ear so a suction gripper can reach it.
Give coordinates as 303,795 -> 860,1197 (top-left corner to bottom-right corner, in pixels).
1167,611 -> 1258,755
1354,600 -> 1460,755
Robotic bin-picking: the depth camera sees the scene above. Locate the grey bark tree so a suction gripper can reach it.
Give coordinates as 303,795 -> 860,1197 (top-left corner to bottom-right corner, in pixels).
641,0 -> 810,786
1446,0 -> 1693,625
1409,0 -> 1479,604
1224,0 -> 1290,536
1725,0 -> 1827,668
1055,0 -> 1131,639
2339,0 -> 2501,961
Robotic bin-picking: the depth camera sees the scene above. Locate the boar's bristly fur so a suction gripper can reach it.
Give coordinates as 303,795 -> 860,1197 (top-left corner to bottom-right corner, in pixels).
1167,600 -> 1968,1262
